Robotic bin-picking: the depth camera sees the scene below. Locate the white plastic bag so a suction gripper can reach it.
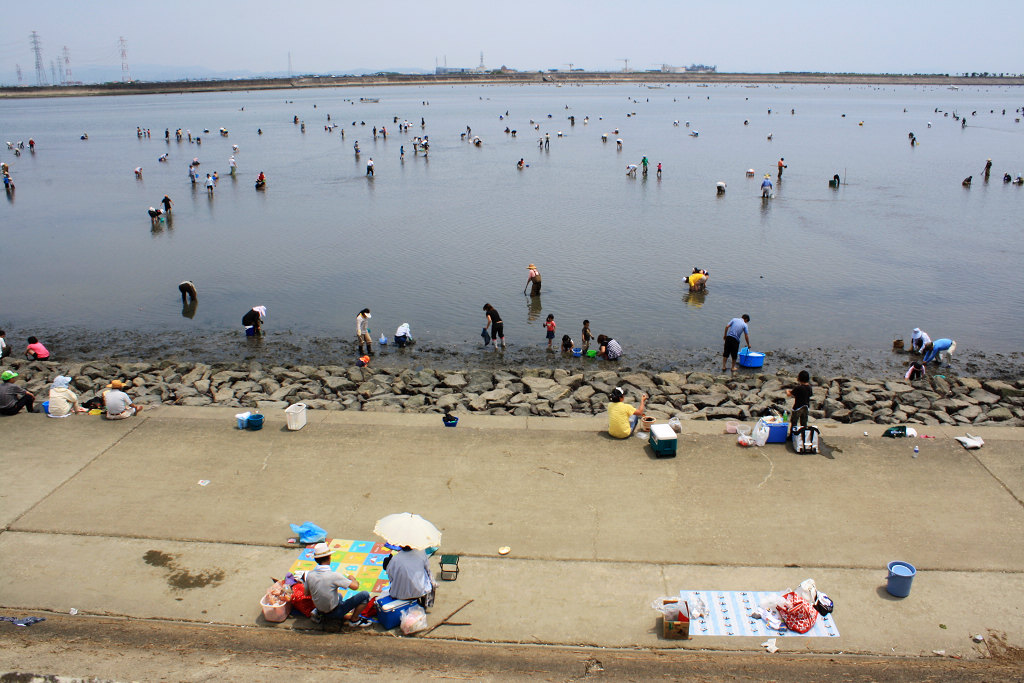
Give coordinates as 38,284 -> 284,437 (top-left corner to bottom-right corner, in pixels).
737,433 -> 754,447
400,604 -> 429,635
797,579 -> 818,605
752,420 -> 770,447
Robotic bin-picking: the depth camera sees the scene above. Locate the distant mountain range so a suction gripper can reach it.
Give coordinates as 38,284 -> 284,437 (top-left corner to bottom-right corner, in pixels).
0,64 -> 433,86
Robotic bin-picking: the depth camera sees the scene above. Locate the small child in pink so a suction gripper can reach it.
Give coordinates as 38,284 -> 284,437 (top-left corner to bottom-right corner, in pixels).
544,314 -> 556,349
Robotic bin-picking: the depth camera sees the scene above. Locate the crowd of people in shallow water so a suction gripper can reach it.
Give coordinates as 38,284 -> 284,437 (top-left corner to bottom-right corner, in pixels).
5,90 -> 1016,409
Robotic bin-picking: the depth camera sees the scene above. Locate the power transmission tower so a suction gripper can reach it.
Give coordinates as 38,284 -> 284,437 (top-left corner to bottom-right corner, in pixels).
30,30 -> 47,85
63,46 -> 73,84
16,64 -> 23,85
51,60 -> 58,85
617,58 -> 630,72
119,36 -> 130,82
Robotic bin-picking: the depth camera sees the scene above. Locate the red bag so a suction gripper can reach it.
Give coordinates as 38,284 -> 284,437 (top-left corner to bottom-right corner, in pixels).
289,583 -> 316,618
777,591 -> 818,633
360,596 -> 378,619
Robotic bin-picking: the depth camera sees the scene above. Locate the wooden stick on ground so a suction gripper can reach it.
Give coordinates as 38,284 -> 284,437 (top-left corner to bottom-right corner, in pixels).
421,599 -> 474,636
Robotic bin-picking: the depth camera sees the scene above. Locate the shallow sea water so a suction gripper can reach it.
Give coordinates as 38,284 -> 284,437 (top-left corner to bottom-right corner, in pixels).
1,82 -> 1022,373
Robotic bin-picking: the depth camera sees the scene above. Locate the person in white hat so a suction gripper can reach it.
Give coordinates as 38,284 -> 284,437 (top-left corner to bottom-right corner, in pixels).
910,328 -> 931,355
304,543 -> 371,626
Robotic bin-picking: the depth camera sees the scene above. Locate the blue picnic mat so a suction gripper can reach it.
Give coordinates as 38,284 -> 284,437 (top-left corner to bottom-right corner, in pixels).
680,590 -> 839,638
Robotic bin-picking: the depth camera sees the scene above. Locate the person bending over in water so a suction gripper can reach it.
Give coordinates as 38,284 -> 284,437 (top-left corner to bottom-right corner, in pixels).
179,281 -> 197,303
761,175 -> 773,198
687,268 -> 709,292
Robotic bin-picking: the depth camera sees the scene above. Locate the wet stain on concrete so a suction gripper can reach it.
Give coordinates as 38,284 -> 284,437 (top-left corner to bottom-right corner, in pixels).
144,549 -> 226,590
143,550 -> 175,567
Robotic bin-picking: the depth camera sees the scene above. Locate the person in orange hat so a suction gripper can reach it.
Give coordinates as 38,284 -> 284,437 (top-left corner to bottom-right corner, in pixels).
103,380 -> 144,420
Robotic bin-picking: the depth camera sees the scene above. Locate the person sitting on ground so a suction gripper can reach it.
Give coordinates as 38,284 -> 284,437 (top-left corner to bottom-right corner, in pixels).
910,328 -> 931,354
0,370 -> 34,416
47,375 -> 86,418
103,379 -> 144,420
905,360 -> 926,381
384,546 -> 437,608
25,336 -> 50,360
686,268 -> 709,292
597,334 -> 622,360
394,322 -> 412,348
305,543 -> 371,626
607,387 -> 648,439
786,370 -> 813,437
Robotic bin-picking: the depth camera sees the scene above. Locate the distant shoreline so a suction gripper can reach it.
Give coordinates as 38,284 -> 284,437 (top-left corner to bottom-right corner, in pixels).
2,72 -> 1022,99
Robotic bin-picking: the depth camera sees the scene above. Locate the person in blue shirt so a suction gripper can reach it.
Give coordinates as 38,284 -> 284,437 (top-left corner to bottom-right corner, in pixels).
761,175 -> 773,198
722,315 -> 751,373
923,338 -> 956,365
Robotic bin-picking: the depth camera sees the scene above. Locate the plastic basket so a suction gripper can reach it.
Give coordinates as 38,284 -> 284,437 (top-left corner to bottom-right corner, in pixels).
443,416 -> 459,427
285,403 -> 306,430
260,595 -> 290,623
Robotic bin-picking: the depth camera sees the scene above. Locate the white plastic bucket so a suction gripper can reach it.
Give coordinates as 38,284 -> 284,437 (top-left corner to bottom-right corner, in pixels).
285,403 -> 307,431
236,412 -> 251,429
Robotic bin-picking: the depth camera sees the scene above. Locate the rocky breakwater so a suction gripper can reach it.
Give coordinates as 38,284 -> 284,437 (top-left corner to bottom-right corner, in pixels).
5,359 -> 1024,427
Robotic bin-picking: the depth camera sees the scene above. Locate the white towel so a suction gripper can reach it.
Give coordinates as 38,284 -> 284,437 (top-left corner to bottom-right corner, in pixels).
252,306 -> 267,319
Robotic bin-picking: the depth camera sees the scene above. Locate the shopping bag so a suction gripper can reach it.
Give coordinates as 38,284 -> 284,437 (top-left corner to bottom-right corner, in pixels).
777,590 -> 818,633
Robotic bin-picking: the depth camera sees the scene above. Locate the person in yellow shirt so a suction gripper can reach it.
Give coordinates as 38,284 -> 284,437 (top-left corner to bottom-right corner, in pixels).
686,268 -> 709,292
607,387 -> 648,439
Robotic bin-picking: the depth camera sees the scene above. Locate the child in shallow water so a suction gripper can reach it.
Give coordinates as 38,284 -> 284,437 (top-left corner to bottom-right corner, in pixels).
544,314 -> 556,349
561,335 -> 574,353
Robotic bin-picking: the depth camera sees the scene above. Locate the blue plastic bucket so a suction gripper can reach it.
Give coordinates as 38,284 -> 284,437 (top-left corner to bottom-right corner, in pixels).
886,561 -> 916,597
738,347 -> 765,368
247,414 -> 264,431
572,348 -> 582,357
443,416 -> 459,428
42,400 -> 50,414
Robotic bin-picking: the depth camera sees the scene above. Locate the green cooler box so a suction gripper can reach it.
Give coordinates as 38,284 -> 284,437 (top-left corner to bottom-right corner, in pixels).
649,423 -> 678,458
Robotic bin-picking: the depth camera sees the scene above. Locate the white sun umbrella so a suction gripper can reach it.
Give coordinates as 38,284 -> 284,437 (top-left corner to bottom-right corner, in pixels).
373,512 -> 441,550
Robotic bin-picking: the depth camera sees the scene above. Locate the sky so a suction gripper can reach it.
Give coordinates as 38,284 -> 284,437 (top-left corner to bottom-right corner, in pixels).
1,0 -> 1020,84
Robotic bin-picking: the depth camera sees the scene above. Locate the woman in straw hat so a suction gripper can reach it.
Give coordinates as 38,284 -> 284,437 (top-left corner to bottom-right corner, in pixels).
525,263 -> 542,297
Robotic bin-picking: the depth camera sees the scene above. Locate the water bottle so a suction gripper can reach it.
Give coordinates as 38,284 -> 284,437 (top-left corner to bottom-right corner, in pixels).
913,446 -> 919,458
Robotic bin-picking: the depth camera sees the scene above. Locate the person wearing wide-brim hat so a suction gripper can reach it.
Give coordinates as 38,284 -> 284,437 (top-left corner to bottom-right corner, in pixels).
103,379 -> 144,420
525,263 -> 542,297
0,370 -> 34,416
304,542 -> 371,627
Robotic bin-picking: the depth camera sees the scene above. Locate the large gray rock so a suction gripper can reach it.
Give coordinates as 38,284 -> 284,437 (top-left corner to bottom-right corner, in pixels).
479,388 -> 514,405
572,385 -> 595,402
522,376 -> 557,394
688,394 -> 726,408
442,374 -> 468,389
540,385 -> 571,403
969,389 -> 1001,405
982,380 -> 1024,398
956,404 -> 983,420
323,376 -> 354,391
985,406 -> 1013,421
179,396 -> 212,407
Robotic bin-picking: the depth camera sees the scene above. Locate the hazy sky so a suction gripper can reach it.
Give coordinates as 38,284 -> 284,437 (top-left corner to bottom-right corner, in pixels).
2,0 -> 1019,82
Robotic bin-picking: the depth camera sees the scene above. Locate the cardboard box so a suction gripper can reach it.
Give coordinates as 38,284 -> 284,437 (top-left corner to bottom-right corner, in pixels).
659,599 -> 690,639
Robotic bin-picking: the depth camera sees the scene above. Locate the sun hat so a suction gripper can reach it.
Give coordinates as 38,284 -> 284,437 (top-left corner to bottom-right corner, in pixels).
312,543 -> 333,560
52,375 -> 72,389
1,370 -> 18,381
106,379 -> 127,389
527,264 -> 536,269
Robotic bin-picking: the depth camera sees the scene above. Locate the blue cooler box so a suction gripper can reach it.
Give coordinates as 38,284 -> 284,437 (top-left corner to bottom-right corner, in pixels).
759,419 -> 789,443
376,596 -> 415,629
